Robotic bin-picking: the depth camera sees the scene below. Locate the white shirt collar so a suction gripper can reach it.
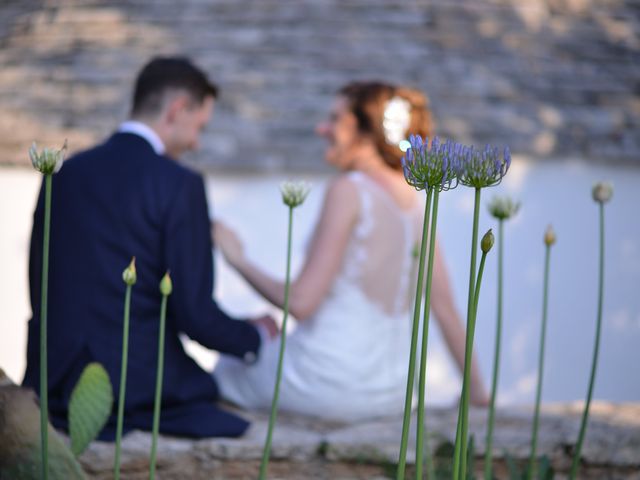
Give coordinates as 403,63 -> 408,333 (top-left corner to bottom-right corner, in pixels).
118,120 -> 166,155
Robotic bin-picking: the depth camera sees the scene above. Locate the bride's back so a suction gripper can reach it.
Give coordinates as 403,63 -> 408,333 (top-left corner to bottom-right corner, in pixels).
334,171 -> 423,319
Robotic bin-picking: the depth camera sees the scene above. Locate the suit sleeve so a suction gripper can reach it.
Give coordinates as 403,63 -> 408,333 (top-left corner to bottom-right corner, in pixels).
163,172 -> 260,359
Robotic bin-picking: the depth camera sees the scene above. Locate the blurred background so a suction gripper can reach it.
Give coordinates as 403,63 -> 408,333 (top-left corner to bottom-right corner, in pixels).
0,0 -> 638,406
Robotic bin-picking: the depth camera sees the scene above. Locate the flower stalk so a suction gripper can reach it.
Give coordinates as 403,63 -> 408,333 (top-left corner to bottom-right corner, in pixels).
150,272 -> 172,480
452,187 -> 481,480
527,225 -> 556,480
259,181 -> 309,479
30,140 -> 67,480
484,219 -> 503,480
114,257 -> 136,480
397,135 -> 460,479
415,187 -> 440,479
40,173 -> 52,480
455,227 -> 494,480
396,188 -> 432,480
569,183 -> 612,479
453,144 -> 510,480
484,196 -> 520,479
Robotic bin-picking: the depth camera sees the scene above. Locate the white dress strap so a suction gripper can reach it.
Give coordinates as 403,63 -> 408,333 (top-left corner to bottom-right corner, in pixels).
346,171 -> 374,239
342,172 -> 374,279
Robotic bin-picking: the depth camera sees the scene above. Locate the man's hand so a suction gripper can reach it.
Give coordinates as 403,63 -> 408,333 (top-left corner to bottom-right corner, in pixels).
250,314 -> 279,340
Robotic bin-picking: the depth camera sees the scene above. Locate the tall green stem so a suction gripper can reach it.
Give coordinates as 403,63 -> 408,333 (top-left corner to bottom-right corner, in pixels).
425,435 -> 437,480
527,242 -> 552,480
259,206 -> 294,480
453,399 -> 464,476
114,284 -> 132,480
415,189 -> 440,479
149,294 -> 168,479
453,187 -> 482,480
570,203 -> 605,479
40,174 -> 52,480
458,245 -> 489,480
396,189 -> 433,480
484,219 -> 504,480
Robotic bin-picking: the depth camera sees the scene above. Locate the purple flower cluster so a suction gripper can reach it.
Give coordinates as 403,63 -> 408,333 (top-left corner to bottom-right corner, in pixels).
401,135 -> 460,192
457,144 -> 511,189
401,136 -> 511,191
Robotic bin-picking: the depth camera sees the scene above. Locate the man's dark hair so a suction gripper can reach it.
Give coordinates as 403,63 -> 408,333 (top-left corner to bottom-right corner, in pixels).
131,56 -> 219,117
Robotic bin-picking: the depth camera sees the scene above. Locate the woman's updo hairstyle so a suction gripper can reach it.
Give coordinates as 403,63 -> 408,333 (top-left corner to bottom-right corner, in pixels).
338,81 -> 433,170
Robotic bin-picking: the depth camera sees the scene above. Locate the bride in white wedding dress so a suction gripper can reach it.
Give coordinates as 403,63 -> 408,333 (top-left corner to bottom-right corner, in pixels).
213,81 -> 488,421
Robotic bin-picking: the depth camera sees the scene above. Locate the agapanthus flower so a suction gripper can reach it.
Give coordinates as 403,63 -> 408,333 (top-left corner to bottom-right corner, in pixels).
401,135 -> 461,192
30,140 -> 67,175
592,181 -> 613,204
458,144 -> 511,189
487,195 -> 520,220
280,180 -> 311,208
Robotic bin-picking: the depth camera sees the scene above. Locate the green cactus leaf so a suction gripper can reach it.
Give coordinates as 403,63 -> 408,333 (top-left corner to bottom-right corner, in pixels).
69,362 -> 113,456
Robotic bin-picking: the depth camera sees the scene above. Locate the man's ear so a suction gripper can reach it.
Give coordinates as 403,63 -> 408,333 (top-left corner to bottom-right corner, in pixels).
164,92 -> 190,124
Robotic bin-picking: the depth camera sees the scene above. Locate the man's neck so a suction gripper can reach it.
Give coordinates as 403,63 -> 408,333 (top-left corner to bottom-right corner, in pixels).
118,120 -> 166,155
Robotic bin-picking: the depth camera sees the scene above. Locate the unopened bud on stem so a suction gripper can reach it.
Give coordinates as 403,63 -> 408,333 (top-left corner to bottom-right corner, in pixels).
544,225 -> 556,246
122,257 -> 137,286
481,229 -> 495,253
159,271 -> 173,296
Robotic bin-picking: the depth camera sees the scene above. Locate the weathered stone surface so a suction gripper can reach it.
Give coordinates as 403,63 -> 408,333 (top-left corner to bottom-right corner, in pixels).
0,0 -> 638,171
0,369 -> 87,480
75,403 -> 640,479
2,370 -> 638,479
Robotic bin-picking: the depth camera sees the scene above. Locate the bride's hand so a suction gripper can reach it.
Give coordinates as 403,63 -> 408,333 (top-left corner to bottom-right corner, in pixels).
212,221 -> 245,268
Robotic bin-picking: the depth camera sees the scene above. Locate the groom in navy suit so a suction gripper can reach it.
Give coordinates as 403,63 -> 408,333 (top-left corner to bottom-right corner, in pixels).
23,57 -> 275,439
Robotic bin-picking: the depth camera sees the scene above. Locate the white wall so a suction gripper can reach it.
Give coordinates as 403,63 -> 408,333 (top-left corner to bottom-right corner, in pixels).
0,169 -> 41,384
2,161 -> 640,405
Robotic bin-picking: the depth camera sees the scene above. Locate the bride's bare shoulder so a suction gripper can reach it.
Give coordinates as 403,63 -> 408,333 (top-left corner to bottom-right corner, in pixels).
319,173 -> 361,219
325,172 -> 361,198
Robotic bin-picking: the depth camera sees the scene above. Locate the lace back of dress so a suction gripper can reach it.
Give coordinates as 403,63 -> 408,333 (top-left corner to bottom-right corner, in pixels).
340,172 -> 423,318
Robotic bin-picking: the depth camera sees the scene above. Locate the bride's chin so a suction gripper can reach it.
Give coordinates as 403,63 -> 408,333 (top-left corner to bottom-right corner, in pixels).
326,159 -> 349,172
323,151 -> 339,167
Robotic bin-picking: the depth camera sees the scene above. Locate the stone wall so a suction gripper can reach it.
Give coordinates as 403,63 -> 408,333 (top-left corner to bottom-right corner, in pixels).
0,0 -> 638,171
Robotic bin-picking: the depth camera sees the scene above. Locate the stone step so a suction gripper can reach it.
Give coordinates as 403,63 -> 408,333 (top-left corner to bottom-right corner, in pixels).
77,403 -> 640,479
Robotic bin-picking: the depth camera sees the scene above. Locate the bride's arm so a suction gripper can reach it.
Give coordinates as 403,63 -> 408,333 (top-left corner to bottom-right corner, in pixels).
214,176 -> 359,321
430,241 -> 489,406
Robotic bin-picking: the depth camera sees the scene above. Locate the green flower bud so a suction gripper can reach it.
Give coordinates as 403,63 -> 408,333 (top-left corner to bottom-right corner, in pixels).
122,257 -> 137,286
487,195 -> 520,220
592,181 -> 613,204
481,229 -> 494,253
544,225 -> 556,246
159,271 -> 173,296
29,139 -> 67,175
280,180 -> 311,208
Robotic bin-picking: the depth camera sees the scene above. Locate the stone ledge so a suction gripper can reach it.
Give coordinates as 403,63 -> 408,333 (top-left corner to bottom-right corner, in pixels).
78,402 -> 640,479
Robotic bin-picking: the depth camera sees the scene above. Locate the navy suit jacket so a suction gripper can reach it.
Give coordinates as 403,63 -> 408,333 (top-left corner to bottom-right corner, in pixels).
23,132 -> 260,439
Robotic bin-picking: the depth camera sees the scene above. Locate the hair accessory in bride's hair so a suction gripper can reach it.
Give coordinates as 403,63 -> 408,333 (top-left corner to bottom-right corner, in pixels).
382,96 -> 411,148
